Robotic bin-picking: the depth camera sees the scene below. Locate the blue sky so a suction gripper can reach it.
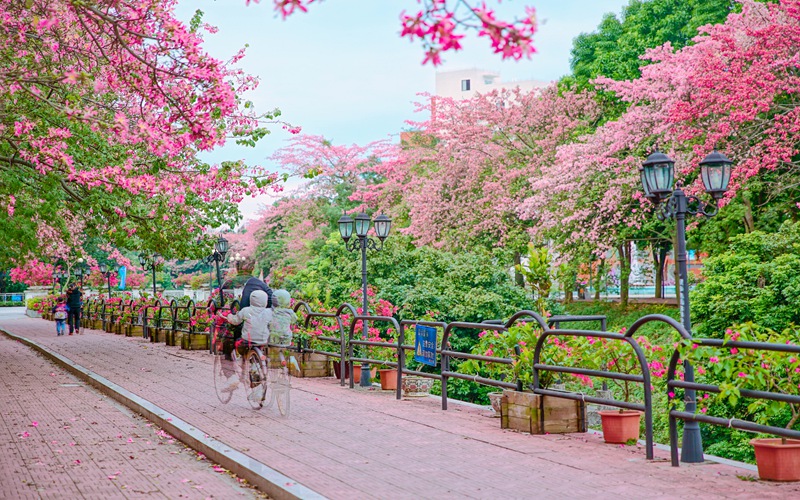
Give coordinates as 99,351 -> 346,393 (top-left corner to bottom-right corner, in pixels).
174,1 -> 631,219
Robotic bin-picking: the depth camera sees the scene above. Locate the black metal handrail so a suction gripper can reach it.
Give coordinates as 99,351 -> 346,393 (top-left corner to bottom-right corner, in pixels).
666,337 -> 800,467
346,312 -> 403,397
293,301 -> 348,386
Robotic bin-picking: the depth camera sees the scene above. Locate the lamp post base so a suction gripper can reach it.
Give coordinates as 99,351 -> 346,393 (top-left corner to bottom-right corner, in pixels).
681,422 -> 705,463
359,363 -> 372,387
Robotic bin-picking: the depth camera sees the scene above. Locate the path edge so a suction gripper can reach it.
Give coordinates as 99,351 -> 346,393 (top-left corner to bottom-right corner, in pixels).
0,327 -> 327,500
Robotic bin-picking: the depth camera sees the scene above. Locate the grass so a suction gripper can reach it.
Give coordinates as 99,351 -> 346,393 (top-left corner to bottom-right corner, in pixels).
559,300 -> 681,341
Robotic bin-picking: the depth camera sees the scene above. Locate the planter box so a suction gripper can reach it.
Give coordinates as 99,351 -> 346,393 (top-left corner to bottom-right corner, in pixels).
26,310 -> 42,319
287,352 -> 332,378
104,322 -> 114,333
165,330 -> 182,347
149,328 -> 166,343
500,390 -> 586,434
181,333 -> 209,350
127,325 -> 144,338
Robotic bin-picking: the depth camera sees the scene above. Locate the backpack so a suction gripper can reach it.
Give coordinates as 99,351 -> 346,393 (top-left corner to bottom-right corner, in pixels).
54,305 -> 67,320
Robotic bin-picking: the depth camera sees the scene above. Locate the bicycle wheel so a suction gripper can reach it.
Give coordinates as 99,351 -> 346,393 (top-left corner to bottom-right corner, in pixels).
244,350 -> 267,410
212,337 -> 237,404
275,366 -> 291,417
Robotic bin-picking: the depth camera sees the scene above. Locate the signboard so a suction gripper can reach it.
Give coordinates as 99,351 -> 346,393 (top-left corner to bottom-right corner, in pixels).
414,325 -> 437,367
118,266 -> 127,290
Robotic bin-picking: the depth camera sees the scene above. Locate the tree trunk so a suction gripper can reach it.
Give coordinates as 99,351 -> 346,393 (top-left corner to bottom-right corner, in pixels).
742,194 -> 755,233
564,282 -> 573,304
513,251 -> 525,288
618,242 -> 632,309
594,259 -> 605,300
653,244 -> 669,299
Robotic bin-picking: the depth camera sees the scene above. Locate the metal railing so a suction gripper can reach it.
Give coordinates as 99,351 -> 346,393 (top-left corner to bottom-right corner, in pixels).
666,336 -> 800,467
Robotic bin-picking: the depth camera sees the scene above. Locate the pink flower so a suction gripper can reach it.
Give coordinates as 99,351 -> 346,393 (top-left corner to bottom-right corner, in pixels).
700,408 -> 707,413
668,392 -> 675,398
737,372 -> 747,378
709,356 -> 719,364
730,348 -> 739,355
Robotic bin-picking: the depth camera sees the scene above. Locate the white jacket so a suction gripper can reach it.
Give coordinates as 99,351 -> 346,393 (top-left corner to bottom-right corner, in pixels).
226,290 -> 272,345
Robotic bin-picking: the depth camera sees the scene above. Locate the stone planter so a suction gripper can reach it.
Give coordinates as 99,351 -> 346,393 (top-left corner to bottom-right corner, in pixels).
402,375 -> 434,398
500,390 -> 586,434
751,438 -> 800,481
598,410 -> 641,444
487,392 -> 503,417
26,310 -> 42,319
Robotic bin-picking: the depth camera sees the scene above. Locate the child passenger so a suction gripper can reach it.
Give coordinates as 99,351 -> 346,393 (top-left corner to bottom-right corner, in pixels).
223,290 -> 272,395
269,289 -> 297,347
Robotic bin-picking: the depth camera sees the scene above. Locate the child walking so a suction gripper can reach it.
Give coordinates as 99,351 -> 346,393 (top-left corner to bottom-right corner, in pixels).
52,297 -> 69,336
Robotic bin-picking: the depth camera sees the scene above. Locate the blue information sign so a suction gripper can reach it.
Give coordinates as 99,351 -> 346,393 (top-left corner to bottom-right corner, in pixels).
414,325 -> 437,367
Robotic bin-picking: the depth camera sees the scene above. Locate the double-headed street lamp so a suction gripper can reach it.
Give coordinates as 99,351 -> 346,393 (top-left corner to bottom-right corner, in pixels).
98,263 -> 113,299
338,212 -> 392,387
138,252 -> 162,297
209,236 -> 229,306
640,149 -> 733,464
52,270 -> 68,293
73,258 -> 88,289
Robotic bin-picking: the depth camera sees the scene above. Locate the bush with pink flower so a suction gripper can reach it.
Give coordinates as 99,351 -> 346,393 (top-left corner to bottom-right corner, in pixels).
681,323 -> 800,431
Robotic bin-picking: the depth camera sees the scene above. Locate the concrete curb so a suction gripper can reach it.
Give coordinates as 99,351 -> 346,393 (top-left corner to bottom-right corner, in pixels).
1,328 -> 327,500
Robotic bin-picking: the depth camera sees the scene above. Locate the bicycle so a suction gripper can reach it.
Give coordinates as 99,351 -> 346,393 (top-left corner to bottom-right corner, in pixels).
265,343 -> 294,417
211,331 -> 242,405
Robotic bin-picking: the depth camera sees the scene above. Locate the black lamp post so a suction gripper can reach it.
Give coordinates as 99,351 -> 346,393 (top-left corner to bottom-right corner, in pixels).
73,258 -> 88,289
52,271 -> 59,293
209,236 -> 229,306
338,212 -> 392,387
640,149 -> 733,464
138,253 -> 161,297
99,263 -> 113,299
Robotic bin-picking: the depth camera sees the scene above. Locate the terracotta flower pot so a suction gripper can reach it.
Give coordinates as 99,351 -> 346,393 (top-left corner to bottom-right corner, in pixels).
351,365 -> 377,381
751,438 -> 800,481
378,369 -> 398,390
333,360 -> 350,380
598,410 -> 641,444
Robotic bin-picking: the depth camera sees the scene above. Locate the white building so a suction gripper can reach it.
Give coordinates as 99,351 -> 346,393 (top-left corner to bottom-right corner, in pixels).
435,68 -> 549,100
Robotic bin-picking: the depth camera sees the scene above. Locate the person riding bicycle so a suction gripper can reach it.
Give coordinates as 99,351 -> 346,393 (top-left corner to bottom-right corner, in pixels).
223,290 -> 273,394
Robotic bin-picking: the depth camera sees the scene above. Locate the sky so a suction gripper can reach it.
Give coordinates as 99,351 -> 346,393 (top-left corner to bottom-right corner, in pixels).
173,1 -> 631,221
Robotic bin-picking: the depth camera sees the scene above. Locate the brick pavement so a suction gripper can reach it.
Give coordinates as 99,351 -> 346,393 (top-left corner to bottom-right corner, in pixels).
3,312 -> 800,499
0,321 -> 262,499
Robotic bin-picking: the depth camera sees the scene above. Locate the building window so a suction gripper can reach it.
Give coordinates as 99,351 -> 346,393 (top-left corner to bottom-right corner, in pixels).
461,79 -> 471,91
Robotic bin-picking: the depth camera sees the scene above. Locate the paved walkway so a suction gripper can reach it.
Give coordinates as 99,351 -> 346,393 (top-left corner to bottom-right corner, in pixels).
0,311 -> 260,499
2,310 -> 799,499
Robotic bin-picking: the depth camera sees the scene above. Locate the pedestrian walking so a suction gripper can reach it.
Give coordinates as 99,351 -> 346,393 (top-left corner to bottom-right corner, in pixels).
65,283 -> 83,334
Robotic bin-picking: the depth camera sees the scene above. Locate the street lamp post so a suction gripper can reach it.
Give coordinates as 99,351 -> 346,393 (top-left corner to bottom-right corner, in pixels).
73,258 -> 87,289
640,149 -> 733,463
209,236 -> 229,306
99,263 -> 113,299
138,253 -> 161,297
338,212 -> 392,387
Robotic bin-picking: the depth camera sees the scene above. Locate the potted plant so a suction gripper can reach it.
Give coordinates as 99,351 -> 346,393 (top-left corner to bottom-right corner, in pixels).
460,321 -> 589,433
682,323 -> 800,481
588,331 -> 644,444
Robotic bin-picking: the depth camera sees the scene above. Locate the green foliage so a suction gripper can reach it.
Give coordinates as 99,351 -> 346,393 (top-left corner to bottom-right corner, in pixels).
691,222 -> 800,337
568,0 -> 734,90
514,243 -> 552,315
561,300 -> 680,338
